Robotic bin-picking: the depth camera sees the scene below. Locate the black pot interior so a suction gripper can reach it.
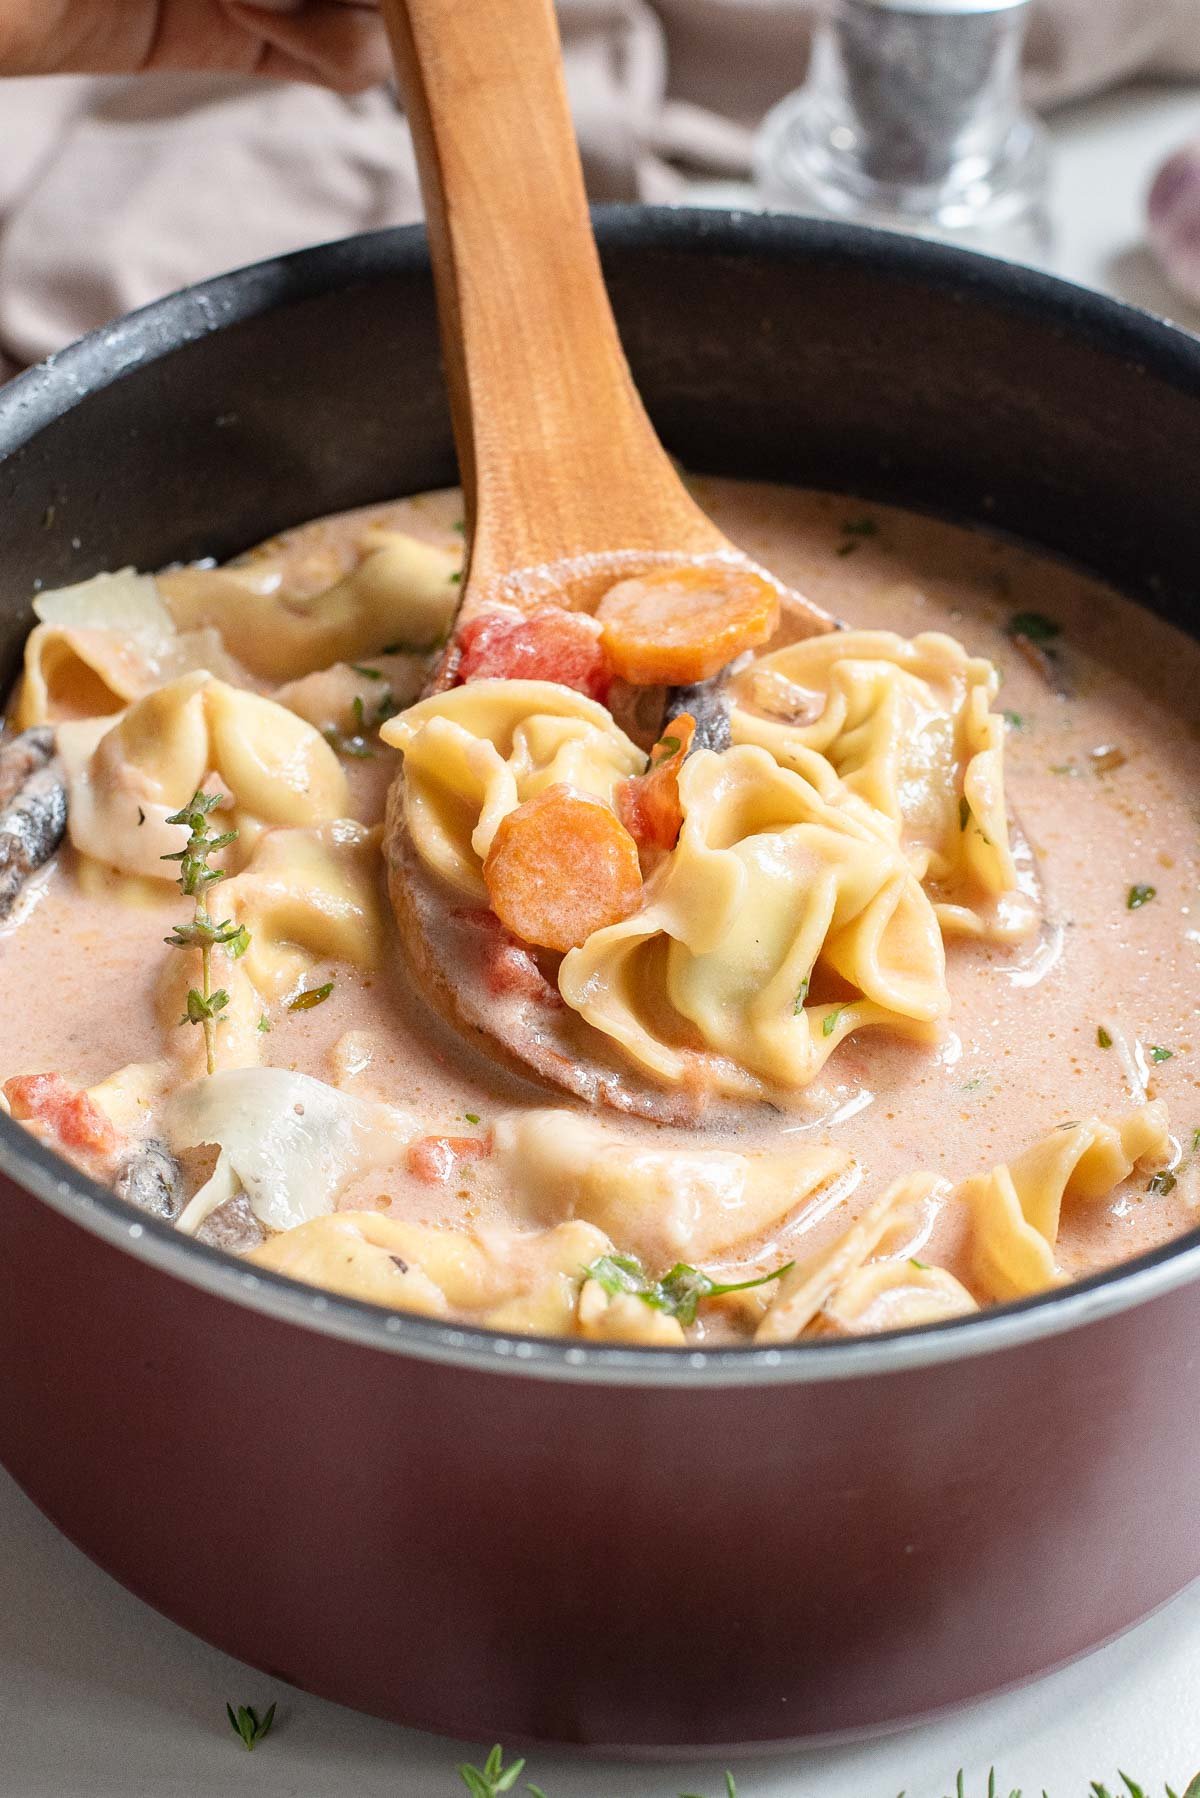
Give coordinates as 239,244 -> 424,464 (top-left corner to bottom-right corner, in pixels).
4,209 -> 1200,684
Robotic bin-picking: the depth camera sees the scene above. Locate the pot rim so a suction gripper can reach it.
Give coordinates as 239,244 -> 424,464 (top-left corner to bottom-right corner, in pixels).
5,206 -> 1200,1389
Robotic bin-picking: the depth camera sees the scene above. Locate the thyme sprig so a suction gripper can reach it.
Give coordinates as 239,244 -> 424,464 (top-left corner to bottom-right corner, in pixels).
455,1760 -> 1197,1798
585,1253 -> 793,1328
459,1748 -> 734,1798
226,1700 -> 275,1751
162,791 -> 248,1076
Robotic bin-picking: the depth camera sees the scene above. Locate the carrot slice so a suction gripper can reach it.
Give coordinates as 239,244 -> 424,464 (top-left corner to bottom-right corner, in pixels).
616,713 -> 695,859
595,563 -> 780,685
483,785 -> 643,952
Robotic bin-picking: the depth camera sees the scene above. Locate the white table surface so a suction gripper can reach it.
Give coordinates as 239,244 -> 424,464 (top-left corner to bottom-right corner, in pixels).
5,79 -> 1200,1798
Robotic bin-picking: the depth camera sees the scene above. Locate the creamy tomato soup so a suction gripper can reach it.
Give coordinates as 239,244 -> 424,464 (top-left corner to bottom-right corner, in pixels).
0,479 -> 1193,1345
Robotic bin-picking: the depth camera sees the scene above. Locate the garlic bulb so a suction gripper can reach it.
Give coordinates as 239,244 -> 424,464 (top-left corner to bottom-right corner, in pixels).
1147,138 -> 1200,308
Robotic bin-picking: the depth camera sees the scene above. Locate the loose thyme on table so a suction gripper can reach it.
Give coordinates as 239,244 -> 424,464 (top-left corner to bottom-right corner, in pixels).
162,791 -> 250,1076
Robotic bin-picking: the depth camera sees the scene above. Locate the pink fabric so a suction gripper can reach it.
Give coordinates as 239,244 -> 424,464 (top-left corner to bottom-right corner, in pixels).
1,0 -> 1198,377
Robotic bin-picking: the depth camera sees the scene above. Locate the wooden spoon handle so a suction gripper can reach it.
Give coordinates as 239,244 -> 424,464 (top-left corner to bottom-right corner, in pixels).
380,0 -> 719,589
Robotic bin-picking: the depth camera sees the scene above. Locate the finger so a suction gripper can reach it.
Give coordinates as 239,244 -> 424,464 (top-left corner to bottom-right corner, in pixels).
225,0 -> 390,92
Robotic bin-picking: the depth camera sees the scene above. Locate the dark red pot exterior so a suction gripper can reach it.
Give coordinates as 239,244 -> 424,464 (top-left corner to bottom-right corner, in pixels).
1,1165 -> 1196,1749
4,214 -> 1200,1748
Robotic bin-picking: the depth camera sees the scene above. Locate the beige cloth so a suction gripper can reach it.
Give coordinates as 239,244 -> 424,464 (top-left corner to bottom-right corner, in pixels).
1,0 -> 1199,377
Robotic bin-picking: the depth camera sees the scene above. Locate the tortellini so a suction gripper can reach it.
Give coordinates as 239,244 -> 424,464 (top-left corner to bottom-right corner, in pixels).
963,1102 -> 1171,1302
159,529 -> 461,681
756,1173 -> 968,1342
385,633 -> 1021,1096
218,820 -> 386,1001
13,569 -> 242,728
560,745 -> 948,1095
250,1212 -> 615,1336
493,1107 -> 857,1265
57,670 -> 348,880
382,679 -> 645,901
730,629 -> 1033,942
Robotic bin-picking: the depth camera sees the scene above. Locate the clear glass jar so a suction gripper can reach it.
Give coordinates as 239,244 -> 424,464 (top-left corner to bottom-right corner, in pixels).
754,0 -> 1050,264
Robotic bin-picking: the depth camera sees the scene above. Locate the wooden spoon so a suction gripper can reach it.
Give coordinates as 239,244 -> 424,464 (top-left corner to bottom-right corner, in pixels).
379,0 -> 834,1119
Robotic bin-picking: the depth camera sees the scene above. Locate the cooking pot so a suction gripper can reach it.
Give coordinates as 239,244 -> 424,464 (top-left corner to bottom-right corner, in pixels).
2,209 -> 1199,1754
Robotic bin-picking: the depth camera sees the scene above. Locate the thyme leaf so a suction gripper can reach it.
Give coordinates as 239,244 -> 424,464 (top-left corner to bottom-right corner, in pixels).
288,981 -> 334,1012
226,1700 -> 275,1751
458,1745 -> 527,1797
1097,1027 -> 1112,1049
1128,884 -> 1156,910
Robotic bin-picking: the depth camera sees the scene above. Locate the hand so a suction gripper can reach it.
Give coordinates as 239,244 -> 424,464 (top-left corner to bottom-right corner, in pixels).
0,1 -> 389,92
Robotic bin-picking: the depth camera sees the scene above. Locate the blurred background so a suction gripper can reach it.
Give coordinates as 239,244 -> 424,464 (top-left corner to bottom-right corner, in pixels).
0,0 -> 1198,376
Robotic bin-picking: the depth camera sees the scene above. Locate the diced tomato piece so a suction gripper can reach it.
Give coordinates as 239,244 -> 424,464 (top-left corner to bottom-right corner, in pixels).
4,1072 -> 118,1159
616,713 -> 696,860
405,1134 -> 492,1185
456,605 -> 610,701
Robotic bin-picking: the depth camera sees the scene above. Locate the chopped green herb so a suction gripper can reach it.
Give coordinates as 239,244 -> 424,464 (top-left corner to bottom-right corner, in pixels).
450,571 -> 462,583
381,638 -> 440,657
1192,1128 -> 1200,1155
464,1112 -> 481,1125
1049,763 -> 1078,776
1007,611 -> 1061,643
289,981 -> 334,1012
1128,884 -> 1157,909
1001,710 -> 1023,728
909,1257 -> 931,1271
962,1073 -> 987,1092
163,791 -> 245,1076
1097,1026 -> 1113,1049
584,1252 -> 793,1328
958,795 -> 971,831
1148,1170 -> 1178,1196
257,1014 -> 271,1034
322,724 -> 374,760
350,664 -> 384,679
652,733 -> 682,764
842,515 -> 879,538
793,978 -> 809,1015
452,519 -> 465,534
1149,1044 -> 1174,1063
822,1005 -> 847,1038
375,688 -> 400,725
227,1701 -> 275,1752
